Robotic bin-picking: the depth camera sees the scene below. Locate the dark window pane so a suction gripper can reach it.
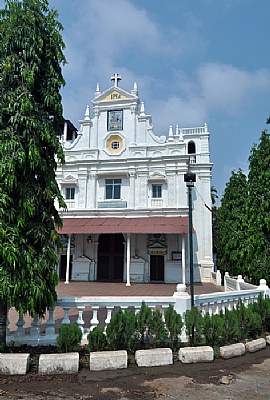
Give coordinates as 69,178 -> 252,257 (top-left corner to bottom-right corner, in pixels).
114,184 -> 121,199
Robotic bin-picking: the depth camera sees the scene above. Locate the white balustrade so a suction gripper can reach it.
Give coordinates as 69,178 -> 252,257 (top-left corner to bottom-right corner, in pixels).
62,306 -> 71,324
45,307 -> 56,336
6,280 -> 269,346
90,306 -> 100,331
30,314 -> 40,337
76,306 -> 85,333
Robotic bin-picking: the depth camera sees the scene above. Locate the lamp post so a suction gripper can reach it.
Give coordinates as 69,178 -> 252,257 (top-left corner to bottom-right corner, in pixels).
184,171 -> 196,308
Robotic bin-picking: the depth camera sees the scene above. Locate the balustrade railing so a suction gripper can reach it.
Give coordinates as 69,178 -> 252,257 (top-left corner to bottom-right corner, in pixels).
6,273 -> 270,346
7,296 -> 175,346
195,289 -> 264,316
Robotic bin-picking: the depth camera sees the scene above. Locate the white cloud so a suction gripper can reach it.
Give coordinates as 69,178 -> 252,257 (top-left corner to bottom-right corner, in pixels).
197,63 -> 270,114
148,63 -> 270,134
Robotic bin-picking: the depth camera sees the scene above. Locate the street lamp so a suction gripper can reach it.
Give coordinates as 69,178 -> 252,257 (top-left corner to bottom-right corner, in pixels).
184,171 -> 196,308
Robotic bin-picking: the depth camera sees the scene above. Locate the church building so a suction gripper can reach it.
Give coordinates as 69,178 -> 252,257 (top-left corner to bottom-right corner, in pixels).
56,74 -> 213,285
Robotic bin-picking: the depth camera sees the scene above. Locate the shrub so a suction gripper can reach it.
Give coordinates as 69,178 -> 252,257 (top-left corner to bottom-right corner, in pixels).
106,308 -> 138,352
149,310 -> 169,348
136,302 -> 153,349
250,295 -> 270,334
236,301 -> 261,340
56,323 -> 82,353
164,305 -> 183,350
185,307 -> 204,346
222,308 -> 241,345
87,327 -> 107,352
203,312 -> 224,347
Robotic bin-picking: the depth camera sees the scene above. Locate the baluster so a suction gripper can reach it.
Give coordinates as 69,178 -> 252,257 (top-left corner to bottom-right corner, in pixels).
30,314 -> 40,337
76,306 -> 85,334
227,300 -> 232,311
62,306 -> 71,324
200,303 -> 205,316
121,306 -> 128,313
208,302 -> 213,316
149,305 -> 156,314
90,306 -> 99,331
134,305 -> 141,315
105,306 -> 114,329
221,300 -> 226,314
161,305 -> 169,323
6,306 -> 10,337
214,301 -> 220,315
15,315 -> 25,337
45,307 -> 56,336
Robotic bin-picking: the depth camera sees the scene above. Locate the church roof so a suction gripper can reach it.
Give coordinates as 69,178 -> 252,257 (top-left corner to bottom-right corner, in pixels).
58,216 -> 189,234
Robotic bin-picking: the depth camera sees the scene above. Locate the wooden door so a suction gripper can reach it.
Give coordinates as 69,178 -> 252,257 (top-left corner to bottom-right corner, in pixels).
150,255 -> 164,282
97,234 -> 124,281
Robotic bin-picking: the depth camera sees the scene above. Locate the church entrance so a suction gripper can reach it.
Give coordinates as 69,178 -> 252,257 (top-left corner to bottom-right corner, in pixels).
97,234 -> 124,281
150,255 -> 164,282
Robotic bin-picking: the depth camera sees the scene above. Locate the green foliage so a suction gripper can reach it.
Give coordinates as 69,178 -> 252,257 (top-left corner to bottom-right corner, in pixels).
247,131 -> 270,284
164,304 -> 183,350
203,312 -> 224,347
236,301 -> 261,340
149,310 -> 169,348
185,307 -> 204,346
0,0 -> 66,328
56,323 -> 82,353
250,295 -> 270,333
222,308 -> 241,345
136,302 -> 153,349
106,308 -> 138,352
216,169 -> 248,277
87,327 -> 107,352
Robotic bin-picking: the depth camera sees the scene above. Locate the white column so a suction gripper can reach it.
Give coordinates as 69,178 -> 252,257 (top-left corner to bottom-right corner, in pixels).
181,235 -> 186,285
126,233 -> 131,286
65,234 -> 71,284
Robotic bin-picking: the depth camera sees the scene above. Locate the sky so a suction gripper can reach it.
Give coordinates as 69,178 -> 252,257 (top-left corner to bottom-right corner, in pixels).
1,0 -> 270,199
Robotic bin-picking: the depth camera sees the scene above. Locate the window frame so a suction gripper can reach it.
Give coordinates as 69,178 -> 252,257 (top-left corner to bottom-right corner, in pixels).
105,178 -> 122,200
65,187 -> 75,200
152,184 -> 162,199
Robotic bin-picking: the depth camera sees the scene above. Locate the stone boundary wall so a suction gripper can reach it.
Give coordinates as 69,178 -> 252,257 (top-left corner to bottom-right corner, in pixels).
0,338 -> 269,375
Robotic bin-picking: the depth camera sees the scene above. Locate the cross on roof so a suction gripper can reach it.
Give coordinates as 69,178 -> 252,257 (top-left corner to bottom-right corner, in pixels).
111,73 -> 122,87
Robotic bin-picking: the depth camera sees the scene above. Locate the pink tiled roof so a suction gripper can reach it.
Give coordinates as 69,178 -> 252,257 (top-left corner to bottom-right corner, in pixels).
58,216 -> 189,234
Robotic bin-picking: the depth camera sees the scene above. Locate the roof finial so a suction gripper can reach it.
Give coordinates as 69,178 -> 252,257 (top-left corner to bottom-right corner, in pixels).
84,105 -> 90,120
95,82 -> 101,98
140,101 -> 145,116
131,81 -> 138,96
111,73 -> 122,87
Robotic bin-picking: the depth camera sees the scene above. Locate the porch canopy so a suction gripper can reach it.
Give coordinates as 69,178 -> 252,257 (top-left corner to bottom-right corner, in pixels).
58,216 -> 189,234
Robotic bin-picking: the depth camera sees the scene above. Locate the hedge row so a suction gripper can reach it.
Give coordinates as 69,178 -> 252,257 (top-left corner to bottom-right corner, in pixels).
56,295 -> 270,353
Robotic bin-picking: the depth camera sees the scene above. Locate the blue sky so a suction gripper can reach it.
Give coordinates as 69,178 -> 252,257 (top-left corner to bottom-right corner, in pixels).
1,0 -> 270,198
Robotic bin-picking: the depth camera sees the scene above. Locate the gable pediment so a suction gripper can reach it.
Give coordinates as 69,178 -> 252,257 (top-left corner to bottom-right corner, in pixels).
60,175 -> 78,186
93,86 -> 137,104
148,172 -> 167,182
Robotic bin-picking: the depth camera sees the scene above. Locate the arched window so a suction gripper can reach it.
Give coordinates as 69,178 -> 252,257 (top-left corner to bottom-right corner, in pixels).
188,141 -> 196,154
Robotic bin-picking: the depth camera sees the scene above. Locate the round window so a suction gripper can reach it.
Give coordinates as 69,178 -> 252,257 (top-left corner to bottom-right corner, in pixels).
111,141 -> 120,150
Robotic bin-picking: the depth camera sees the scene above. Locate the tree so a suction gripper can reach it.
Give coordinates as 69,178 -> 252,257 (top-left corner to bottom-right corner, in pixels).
0,0 -> 66,342
246,130 -> 270,284
216,169 -> 248,277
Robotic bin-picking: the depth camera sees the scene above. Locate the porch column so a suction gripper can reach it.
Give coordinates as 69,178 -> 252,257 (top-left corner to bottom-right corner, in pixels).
65,234 -> 71,284
181,235 -> 186,285
126,233 -> 131,286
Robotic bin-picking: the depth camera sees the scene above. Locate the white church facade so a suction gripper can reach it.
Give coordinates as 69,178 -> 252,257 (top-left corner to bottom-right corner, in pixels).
56,74 -> 214,285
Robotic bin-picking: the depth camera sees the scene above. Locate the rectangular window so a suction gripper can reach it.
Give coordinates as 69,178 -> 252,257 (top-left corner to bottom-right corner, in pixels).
152,184 -> 162,198
105,179 -> 121,199
65,187 -> 75,200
